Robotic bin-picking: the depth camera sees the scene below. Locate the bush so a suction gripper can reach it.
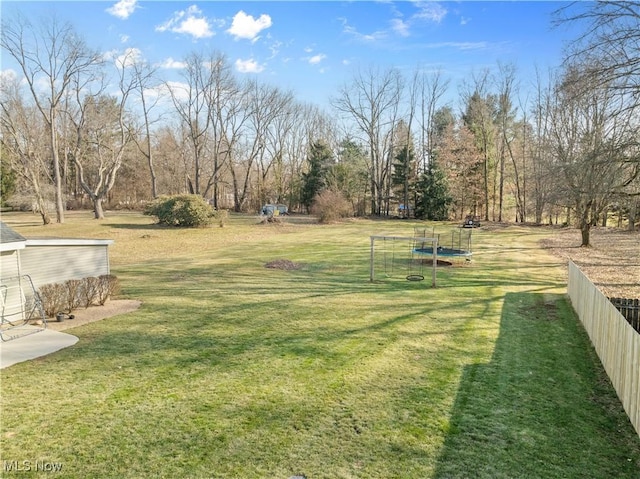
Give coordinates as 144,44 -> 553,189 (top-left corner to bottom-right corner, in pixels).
39,283 -> 67,317
96,275 -> 120,306
38,276 -> 120,317
144,194 -> 217,227
64,279 -> 83,311
217,209 -> 229,228
311,189 -> 352,223
81,276 -> 101,308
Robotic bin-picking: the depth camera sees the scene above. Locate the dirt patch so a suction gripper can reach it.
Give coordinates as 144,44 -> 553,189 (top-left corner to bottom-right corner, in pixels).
46,299 -> 142,331
541,227 -> 640,299
521,295 -> 560,321
265,259 -> 304,271
415,258 -> 455,267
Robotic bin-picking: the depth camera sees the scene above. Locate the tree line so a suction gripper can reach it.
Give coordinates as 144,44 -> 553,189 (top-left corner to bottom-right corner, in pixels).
1,3 -> 639,245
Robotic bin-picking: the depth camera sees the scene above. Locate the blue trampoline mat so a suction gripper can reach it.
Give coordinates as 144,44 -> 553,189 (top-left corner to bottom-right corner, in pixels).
414,247 -> 472,257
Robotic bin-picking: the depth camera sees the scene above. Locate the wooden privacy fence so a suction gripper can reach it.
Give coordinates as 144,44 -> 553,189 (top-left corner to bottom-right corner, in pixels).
568,261 -> 640,437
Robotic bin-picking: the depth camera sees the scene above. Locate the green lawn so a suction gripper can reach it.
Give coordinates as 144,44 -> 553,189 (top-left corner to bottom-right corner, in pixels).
1,212 -> 639,478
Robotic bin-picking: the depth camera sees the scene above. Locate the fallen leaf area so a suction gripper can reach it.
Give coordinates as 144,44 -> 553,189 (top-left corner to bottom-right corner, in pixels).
541,227 -> 640,299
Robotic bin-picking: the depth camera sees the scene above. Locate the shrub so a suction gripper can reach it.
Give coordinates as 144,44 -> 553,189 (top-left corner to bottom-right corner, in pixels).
39,283 -> 67,317
64,279 -> 83,312
37,275 -> 120,317
217,209 -> 229,228
96,275 -> 120,305
80,276 -> 101,308
144,194 -> 217,227
311,189 -> 352,223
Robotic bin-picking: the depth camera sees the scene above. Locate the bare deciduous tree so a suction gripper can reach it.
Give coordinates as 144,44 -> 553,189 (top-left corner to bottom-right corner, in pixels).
167,52 -> 213,196
1,13 -> 102,223
66,49 -> 137,219
333,66 -> 403,215
549,65 -> 639,245
416,68 -> 450,174
556,1 -> 640,230
494,62 -> 521,222
129,58 -> 161,199
556,1 -> 640,99
0,76 -> 53,224
202,53 -> 244,205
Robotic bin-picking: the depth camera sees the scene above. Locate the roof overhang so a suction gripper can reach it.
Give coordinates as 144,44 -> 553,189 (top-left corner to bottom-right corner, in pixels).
0,240 -> 26,253
25,238 -> 114,247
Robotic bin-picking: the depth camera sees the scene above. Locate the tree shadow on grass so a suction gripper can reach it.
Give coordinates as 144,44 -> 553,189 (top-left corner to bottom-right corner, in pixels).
432,292 -> 640,479
103,222 -> 170,231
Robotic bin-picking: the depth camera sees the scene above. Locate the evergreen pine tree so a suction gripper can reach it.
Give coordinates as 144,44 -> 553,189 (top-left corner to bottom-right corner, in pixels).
415,161 -> 452,220
301,141 -> 333,212
391,145 -> 417,217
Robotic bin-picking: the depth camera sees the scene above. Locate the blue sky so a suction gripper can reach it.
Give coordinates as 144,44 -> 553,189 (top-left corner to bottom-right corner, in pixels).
1,1 -> 581,109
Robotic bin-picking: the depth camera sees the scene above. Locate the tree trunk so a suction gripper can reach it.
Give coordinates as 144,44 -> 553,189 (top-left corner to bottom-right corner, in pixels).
50,118 -> 65,223
579,199 -> 592,247
483,146 -> 489,222
498,152 -> 504,222
93,198 -> 105,220
629,200 -> 637,231
580,223 -> 591,247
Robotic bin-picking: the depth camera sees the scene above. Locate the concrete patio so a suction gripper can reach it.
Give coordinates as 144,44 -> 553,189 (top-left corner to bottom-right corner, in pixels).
0,327 -> 78,369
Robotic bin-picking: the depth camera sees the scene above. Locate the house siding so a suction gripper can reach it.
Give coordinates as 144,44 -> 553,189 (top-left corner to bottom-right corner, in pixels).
1,250 -> 21,279
1,250 -> 24,320
19,242 -> 112,289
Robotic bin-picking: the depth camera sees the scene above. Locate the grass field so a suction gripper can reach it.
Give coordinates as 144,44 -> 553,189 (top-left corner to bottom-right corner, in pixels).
1,211 -> 639,478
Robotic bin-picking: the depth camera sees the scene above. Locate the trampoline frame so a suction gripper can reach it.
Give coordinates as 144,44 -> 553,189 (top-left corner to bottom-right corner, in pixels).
413,246 -> 472,258
370,235 -> 439,287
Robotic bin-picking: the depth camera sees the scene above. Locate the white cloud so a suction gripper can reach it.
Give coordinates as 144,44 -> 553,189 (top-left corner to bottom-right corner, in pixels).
114,47 -> 143,68
102,49 -> 118,62
158,57 -> 187,69
106,0 -> 138,20
268,40 -> 283,60
391,18 -> 410,37
235,58 -> 265,73
308,54 -> 326,65
227,11 -> 272,42
163,81 -> 191,102
0,69 -> 18,85
156,5 -> 214,40
427,41 -> 488,51
460,16 -> 470,26
120,34 -> 130,44
413,2 -> 447,23
340,17 -> 387,43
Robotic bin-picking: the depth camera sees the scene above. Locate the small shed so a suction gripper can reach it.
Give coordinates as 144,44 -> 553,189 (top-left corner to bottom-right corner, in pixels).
19,237 -> 114,289
1,222 -> 114,320
0,222 -> 27,279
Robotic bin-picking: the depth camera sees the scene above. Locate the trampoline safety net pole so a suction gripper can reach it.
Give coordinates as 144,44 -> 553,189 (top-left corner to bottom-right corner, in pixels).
370,236 -> 375,281
432,238 -> 438,287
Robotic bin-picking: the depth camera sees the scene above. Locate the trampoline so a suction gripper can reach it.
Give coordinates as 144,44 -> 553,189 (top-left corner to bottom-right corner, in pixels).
413,246 -> 472,258
413,227 -> 473,259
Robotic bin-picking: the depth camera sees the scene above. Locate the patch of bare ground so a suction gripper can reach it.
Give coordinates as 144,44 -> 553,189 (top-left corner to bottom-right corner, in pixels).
541,227 -> 640,299
265,259 -> 304,271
